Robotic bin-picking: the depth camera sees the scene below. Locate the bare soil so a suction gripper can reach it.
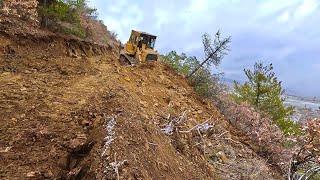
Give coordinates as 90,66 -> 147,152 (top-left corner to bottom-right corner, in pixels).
0,28 -> 282,179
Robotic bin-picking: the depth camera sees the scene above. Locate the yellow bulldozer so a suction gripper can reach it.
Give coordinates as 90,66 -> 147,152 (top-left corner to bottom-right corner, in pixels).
119,30 -> 159,65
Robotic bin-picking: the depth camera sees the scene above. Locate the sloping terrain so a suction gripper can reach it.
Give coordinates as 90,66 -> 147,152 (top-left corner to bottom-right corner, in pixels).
0,28 -> 282,179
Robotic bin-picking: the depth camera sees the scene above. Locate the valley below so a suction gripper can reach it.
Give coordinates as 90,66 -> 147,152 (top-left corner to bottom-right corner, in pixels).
285,95 -> 320,122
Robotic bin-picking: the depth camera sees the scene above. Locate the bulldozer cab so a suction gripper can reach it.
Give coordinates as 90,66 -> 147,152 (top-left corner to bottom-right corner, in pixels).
128,30 -> 156,50
137,33 -> 156,49
120,30 -> 159,65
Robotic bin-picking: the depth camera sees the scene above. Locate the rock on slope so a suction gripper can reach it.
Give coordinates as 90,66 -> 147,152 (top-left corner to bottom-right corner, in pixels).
0,29 -> 281,179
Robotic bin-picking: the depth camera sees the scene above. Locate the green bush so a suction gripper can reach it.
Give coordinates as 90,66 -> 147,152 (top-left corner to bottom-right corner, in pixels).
161,51 -> 195,75
39,0 -> 80,24
38,0 -> 96,38
188,68 -> 222,98
161,51 -> 222,99
161,32 -> 230,99
233,62 -> 301,136
61,24 -> 86,38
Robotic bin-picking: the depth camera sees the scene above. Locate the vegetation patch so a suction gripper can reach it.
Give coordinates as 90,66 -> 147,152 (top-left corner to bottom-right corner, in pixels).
38,0 -> 97,38
233,62 -> 301,136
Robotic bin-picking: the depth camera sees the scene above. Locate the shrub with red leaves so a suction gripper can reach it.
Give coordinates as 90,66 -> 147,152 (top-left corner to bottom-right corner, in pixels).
289,119 -> 320,179
216,93 -> 293,175
304,119 -> 320,161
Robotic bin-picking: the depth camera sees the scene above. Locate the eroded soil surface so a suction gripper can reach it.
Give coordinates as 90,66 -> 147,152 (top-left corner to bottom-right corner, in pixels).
0,31 -> 281,179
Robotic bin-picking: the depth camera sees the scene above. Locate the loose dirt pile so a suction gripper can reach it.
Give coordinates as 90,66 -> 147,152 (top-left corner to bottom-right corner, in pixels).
0,27 -> 282,179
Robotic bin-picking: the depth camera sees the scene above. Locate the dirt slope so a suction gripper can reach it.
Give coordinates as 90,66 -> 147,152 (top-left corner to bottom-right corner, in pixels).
0,30 -> 281,179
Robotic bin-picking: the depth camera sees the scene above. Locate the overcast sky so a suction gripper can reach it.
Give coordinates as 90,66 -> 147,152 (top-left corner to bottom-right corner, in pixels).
89,0 -> 320,97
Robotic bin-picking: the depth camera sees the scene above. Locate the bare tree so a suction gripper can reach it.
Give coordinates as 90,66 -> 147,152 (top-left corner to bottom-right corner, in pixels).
187,31 -> 231,78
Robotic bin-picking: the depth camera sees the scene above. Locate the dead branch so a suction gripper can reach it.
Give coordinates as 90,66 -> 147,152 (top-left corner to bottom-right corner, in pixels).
197,128 -> 206,156
214,131 -> 228,139
161,111 -> 189,135
179,116 -> 214,133
187,31 -> 231,78
110,153 -> 127,180
147,142 -> 158,146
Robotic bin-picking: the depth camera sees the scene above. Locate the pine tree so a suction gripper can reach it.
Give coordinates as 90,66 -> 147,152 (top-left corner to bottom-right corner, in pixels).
233,62 -> 301,135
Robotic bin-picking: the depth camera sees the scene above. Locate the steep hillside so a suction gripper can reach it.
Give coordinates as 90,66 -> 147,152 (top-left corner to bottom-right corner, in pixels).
0,26 -> 282,180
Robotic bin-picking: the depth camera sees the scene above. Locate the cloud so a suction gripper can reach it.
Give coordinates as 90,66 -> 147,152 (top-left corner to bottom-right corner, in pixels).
187,0 -> 209,14
277,11 -> 291,23
295,0 -> 319,18
154,9 -> 170,29
90,0 -> 143,42
89,0 -> 320,96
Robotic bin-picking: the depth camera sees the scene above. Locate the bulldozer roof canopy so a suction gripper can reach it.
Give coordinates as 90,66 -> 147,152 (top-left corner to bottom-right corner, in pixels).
132,30 -> 157,38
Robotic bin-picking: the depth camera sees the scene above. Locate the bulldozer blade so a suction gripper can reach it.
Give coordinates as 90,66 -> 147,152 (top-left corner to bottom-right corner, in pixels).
119,52 -> 138,65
